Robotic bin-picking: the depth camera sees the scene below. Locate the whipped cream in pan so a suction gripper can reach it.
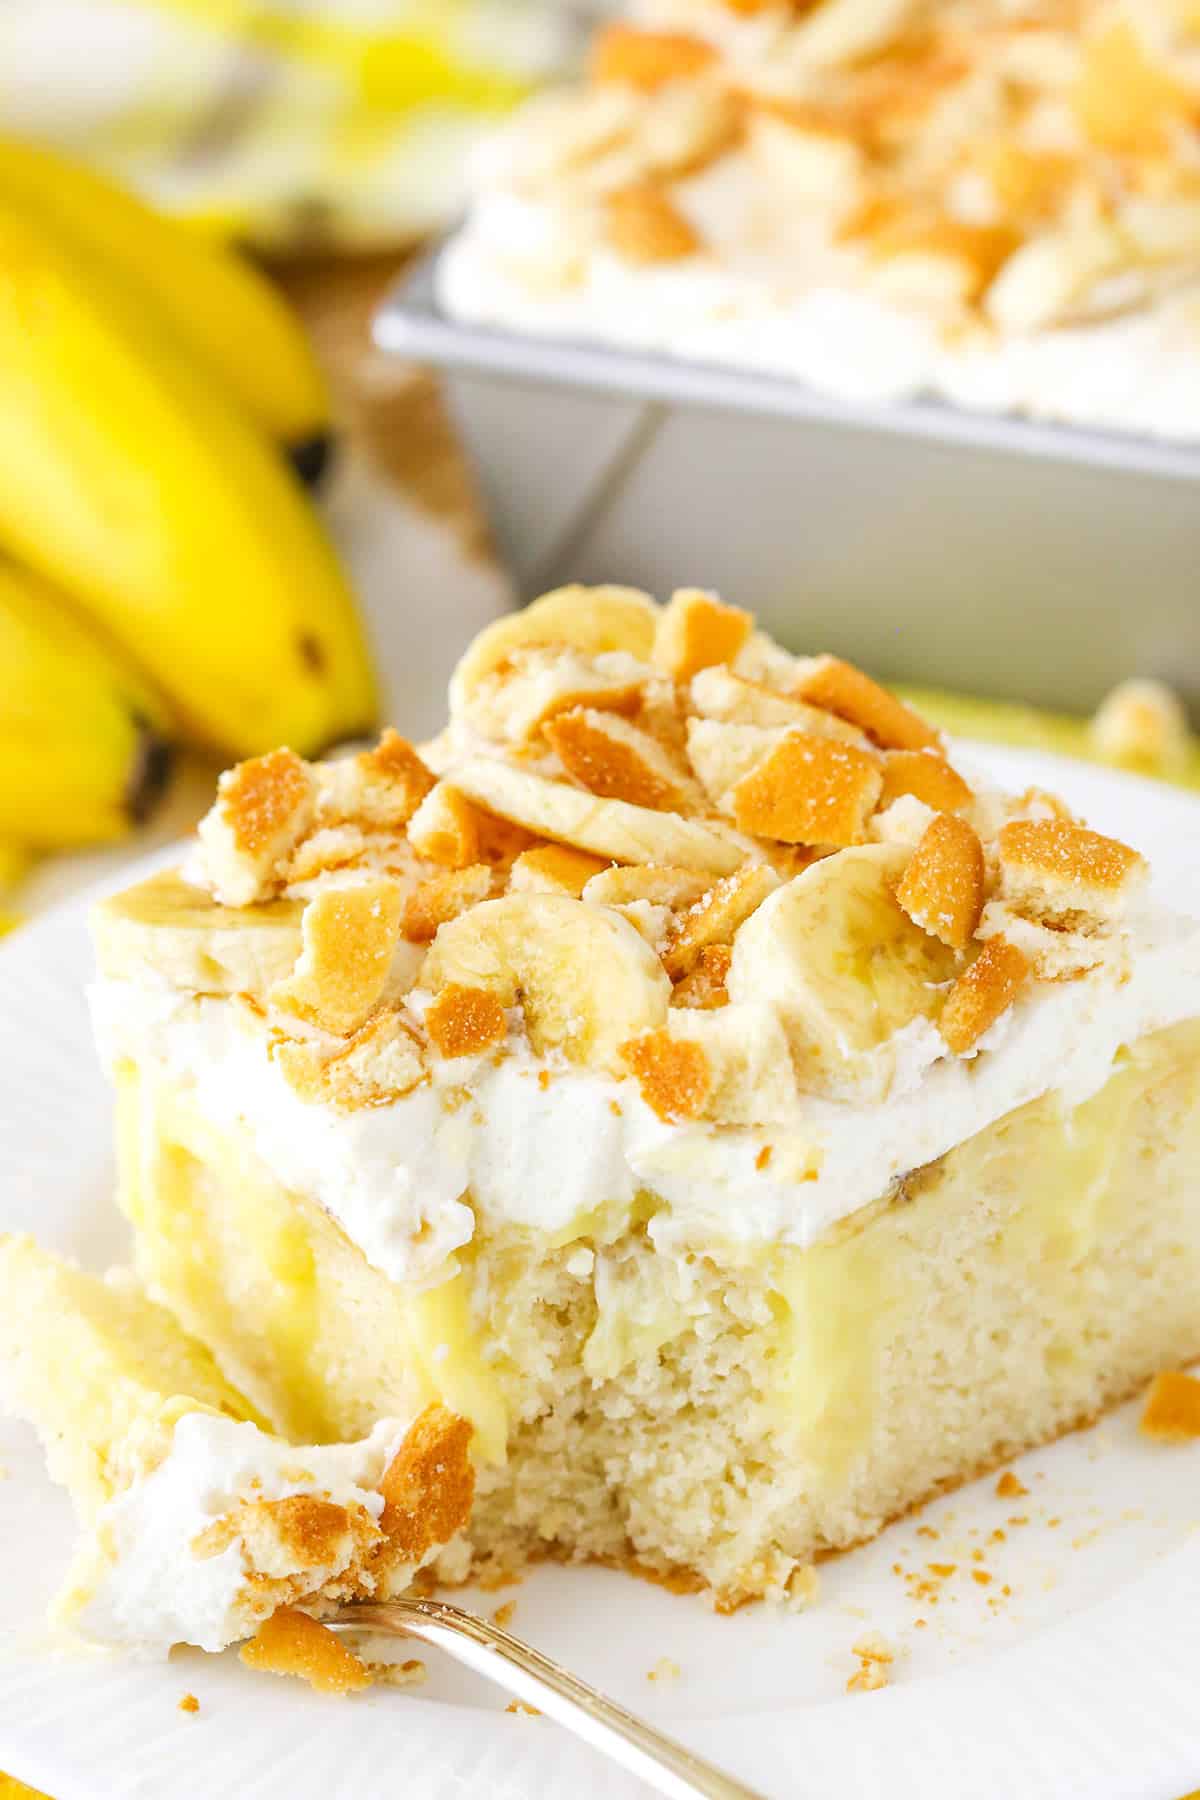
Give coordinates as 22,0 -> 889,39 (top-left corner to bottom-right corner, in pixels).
439,182 -> 1200,442
92,899 -> 1200,1288
75,1413 -> 405,1655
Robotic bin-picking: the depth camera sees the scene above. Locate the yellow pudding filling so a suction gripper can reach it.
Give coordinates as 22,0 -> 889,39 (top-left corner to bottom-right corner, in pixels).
108,1020 -> 1200,1603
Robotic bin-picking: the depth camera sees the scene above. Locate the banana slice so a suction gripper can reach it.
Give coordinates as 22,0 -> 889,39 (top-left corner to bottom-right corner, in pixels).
93,870 -> 304,997
728,844 -> 959,1100
449,586 -> 659,716
451,757 -> 746,874
422,892 -> 670,1070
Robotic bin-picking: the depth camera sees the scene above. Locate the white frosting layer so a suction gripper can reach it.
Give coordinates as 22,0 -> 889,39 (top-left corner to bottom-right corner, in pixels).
93,901 -> 1200,1286
438,147 -> 1200,442
78,1413 -> 405,1654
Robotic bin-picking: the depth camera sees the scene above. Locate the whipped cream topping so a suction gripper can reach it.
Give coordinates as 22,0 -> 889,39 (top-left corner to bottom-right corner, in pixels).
76,1413 -> 406,1655
439,169 -> 1200,441
92,896 -> 1200,1285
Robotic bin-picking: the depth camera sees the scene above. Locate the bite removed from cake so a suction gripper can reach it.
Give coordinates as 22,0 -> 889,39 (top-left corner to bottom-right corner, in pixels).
12,584 -> 1200,1618
0,1237 -> 474,1660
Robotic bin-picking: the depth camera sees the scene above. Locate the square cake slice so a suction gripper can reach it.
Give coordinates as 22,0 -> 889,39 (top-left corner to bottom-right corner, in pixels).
23,584 -> 1200,1616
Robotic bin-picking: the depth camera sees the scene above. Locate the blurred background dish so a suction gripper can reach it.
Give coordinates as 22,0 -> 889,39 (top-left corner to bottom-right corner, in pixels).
0,0 -> 1197,926
378,0 -> 1200,720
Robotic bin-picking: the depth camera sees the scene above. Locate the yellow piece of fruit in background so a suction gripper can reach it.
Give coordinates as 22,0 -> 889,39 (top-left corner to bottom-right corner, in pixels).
0,200 -> 377,759
0,560 -> 171,849
0,132 -> 330,462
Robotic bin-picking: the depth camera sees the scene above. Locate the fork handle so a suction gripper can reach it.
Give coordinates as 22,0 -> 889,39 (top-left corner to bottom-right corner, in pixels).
328,1597 -> 766,1800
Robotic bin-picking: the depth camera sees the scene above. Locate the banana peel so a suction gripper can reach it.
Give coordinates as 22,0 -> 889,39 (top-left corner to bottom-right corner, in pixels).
0,560 -> 172,850
0,199 -> 376,760
0,131 -> 331,459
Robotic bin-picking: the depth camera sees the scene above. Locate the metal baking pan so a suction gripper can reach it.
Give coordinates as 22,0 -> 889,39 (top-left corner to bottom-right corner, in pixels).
375,250 -> 1200,715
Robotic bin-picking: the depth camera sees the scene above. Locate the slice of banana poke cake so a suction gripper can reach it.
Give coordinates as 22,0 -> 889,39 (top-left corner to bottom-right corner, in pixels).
14,584 -> 1200,1626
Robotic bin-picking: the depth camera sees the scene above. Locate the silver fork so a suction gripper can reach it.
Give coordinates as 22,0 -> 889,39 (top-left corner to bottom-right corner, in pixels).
328,1597 -> 766,1800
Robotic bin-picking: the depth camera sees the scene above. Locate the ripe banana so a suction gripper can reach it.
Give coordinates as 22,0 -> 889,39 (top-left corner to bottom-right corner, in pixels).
93,871 -> 304,997
422,892 -> 670,1069
728,843 -> 959,1101
0,131 -> 331,462
0,560 -> 171,849
0,200 -> 376,758
450,585 -> 659,715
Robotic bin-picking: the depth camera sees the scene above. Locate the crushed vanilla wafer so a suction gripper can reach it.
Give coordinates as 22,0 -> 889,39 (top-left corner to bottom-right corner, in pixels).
186,584 -> 1148,1114
1140,1369 -> 1200,1441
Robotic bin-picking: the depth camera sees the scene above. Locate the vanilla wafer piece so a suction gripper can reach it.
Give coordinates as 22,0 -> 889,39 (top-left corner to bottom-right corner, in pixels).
242,1609 -> 372,1695
605,186 -> 702,264
316,730 -> 436,830
662,865 -> 778,980
940,937 -> 1030,1055
620,1029 -> 713,1122
879,749 -> 973,813
509,844 -> 610,898
198,747 -> 316,907
1140,1370 -> 1200,1442
995,818 -> 1146,925
896,813 -> 985,950
590,23 -> 717,90
402,866 -> 494,943
466,647 -> 646,745
425,984 -> 509,1059
690,665 -> 868,742
407,783 -> 486,869
583,863 -> 710,910
546,708 -> 694,812
270,879 -> 405,1037
794,656 -> 939,752
670,942 -> 732,1009
654,589 -> 754,682
729,732 -> 883,847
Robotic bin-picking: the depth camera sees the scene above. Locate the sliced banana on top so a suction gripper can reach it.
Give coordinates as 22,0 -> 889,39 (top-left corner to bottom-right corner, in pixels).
450,756 -> 746,875
448,586 -> 659,717
728,844 -> 959,1101
422,892 -> 670,1070
93,869 -> 304,997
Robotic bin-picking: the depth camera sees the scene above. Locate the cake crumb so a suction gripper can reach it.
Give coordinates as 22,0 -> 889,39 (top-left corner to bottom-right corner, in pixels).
755,1144 -> 773,1171
506,1700 -> 542,1716
996,1471 -> 1029,1499
915,1525 -> 938,1540
493,1601 -> 516,1629
647,1657 -> 681,1682
971,1570 -> 993,1587
369,1658 -> 427,1689
786,1564 -> 820,1605
1140,1369 -> 1200,1441
927,1563 -> 956,1578
178,1693 -> 199,1715
847,1634 -> 894,1693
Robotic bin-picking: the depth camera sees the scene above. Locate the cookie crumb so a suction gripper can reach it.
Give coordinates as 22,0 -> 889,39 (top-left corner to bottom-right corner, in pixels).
178,1692 -> 200,1715
995,1471 -> 1028,1499
493,1601 -> 516,1629
1141,1369 -> 1200,1441
847,1633 -> 894,1693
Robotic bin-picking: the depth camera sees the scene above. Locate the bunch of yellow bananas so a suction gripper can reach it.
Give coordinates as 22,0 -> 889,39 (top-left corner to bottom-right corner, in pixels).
0,132 -> 378,911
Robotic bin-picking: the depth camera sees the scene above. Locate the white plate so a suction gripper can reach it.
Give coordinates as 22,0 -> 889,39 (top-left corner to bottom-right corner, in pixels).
3,745 -> 1200,1800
